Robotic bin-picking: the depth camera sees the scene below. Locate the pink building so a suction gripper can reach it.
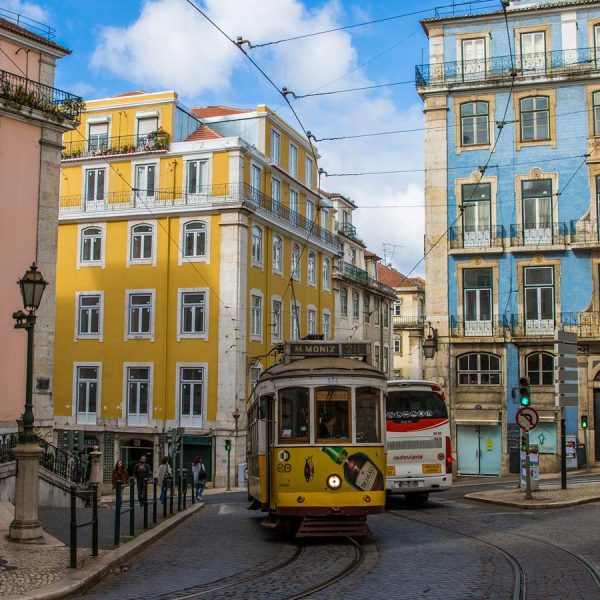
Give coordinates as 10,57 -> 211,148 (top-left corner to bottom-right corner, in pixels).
0,15 -> 82,433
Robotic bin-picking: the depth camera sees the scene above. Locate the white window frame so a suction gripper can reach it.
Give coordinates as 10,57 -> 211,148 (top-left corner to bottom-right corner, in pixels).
291,243 -> 301,281
127,221 -> 157,266
272,234 -> 283,274
250,289 -> 264,341
305,156 -> 313,188
271,177 -> 281,214
125,289 -> 155,341
307,251 -> 317,286
394,338 -> 403,355
352,291 -> 360,320
289,143 -> 297,178
322,309 -> 331,340
271,128 -> 281,166
306,199 -> 315,224
131,159 -> 158,205
73,362 -> 101,425
251,225 -> 264,267
373,343 -> 380,368
307,305 -> 317,335
383,345 -> 389,374
186,158 -> 210,197
271,296 -> 283,342
177,288 -> 209,340
83,166 -> 107,209
77,223 -> 105,269
179,218 -> 210,265
290,189 -> 299,225
340,287 -> 348,316
88,121 -> 109,153
123,363 -> 153,426
176,362 -> 207,428
322,257 -> 331,291
290,300 -> 301,340
75,291 -> 104,341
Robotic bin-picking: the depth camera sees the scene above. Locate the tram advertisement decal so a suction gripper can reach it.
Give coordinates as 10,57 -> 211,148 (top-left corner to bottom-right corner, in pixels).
274,446 -> 385,492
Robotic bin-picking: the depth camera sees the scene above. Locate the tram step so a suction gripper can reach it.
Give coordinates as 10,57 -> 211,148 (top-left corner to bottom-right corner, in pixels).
260,514 -> 280,529
296,517 -> 371,538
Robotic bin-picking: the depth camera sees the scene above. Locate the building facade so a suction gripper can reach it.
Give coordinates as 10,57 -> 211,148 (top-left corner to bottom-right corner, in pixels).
327,192 -> 396,377
0,15 -> 81,434
418,0 -> 600,475
54,92 -> 338,486
376,264 -> 425,381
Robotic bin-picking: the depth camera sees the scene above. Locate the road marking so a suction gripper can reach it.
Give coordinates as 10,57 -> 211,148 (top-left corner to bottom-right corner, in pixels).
218,504 -> 237,514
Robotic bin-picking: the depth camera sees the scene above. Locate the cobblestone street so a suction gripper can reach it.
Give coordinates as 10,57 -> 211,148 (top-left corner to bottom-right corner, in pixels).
77,480 -> 600,600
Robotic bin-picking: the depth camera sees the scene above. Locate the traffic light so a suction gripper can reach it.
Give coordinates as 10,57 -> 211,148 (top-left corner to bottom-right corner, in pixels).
581,415 -> 589,429
519,377 -> 530,407
225,439 -> 232,452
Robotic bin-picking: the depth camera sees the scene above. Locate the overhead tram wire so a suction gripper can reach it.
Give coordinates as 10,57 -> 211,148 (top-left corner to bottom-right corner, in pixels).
293,78 -> 415,99
244,0 -> 498,48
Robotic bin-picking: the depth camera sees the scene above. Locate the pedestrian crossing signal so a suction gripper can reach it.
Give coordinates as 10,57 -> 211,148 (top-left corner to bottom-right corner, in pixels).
581,415 -> 589,429
225,439 -> 232,452
519,377 -> 530,407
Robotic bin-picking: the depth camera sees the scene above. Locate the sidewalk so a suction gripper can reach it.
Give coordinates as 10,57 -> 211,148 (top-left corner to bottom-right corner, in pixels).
453,465 -> 600,487
0,488 -> 246,599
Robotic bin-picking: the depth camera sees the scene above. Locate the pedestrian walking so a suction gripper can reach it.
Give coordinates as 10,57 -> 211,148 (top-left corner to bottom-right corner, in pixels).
157,456 -> 172,506
191,456 -> 207,501
111,459 -> 130,489
133,455 -> 152,506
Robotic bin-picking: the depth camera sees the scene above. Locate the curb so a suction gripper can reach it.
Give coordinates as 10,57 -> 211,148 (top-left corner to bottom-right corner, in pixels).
464,492 -> 600,509
6,502 -> 205,600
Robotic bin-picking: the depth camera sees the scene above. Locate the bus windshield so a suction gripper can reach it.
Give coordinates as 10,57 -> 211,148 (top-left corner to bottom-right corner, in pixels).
386,390 -> 448,423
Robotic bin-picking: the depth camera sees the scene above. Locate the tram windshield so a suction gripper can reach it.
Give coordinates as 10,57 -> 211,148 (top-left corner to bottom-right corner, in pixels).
279,387 -> 309,443
315,387 -> 350,442
356,387 -> 381,443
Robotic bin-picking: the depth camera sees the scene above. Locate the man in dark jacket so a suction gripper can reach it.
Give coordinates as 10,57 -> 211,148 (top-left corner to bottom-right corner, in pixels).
133,455 -> 152,506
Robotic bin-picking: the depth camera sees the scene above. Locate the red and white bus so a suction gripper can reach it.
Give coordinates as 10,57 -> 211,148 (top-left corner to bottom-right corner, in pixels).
385,380 -> 452,506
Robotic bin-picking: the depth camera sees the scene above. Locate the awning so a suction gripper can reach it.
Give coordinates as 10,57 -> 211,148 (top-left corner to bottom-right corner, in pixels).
455,409 -> 501,426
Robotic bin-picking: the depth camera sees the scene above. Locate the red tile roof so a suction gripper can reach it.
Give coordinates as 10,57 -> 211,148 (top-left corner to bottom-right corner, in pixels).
185,124 -> 223,141
377,263 -> 425,289
191,105 -> 252,118
0,18 -> 71,54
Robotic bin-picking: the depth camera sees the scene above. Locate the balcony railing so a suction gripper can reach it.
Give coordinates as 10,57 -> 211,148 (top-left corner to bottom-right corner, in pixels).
337,222 -> 361,242
62,131 -> 169,159
393,315 -> 425,328
449,225 -> 504,250
509,222 -> 568,248
570,220 -> 600,245
563,311 -> 600,338
450,315 -> 506,338
0,68 -> 83,122
508,313 -> 556,337
337,261 -> 396,296
416,47 -> 600,88
59,182 -> 339,250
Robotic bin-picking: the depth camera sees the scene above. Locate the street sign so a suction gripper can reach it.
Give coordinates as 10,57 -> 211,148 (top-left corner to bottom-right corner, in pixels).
554,329 -> 578,408
516,407 -> 539,431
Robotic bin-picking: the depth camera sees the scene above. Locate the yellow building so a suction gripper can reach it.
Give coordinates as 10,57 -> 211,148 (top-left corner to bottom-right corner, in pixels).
54,91 -> 339,487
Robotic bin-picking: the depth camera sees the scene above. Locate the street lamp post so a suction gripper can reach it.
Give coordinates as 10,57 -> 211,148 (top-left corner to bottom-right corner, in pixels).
9,263 -> 48,543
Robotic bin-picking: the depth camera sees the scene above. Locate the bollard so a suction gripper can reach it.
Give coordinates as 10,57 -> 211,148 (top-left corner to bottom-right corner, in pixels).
143,479 -> 149,529
183,472 -> 187,509
69,486 -> 77,568
177,472 -> 182,512
169,475 -> 174,516
114,481 -> 122,546
92,484 -> 99,557
129,478 -> 135,537
152,478 -> 157,524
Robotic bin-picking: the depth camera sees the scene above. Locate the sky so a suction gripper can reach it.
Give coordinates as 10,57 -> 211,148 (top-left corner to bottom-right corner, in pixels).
3,0 -> 500,275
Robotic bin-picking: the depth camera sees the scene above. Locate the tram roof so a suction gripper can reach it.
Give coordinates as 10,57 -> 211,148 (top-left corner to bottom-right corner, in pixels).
259,357 -> 387,381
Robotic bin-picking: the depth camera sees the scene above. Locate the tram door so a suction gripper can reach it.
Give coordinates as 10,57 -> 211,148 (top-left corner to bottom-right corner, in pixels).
594,390 -> 600,462
260,394 -> 274,504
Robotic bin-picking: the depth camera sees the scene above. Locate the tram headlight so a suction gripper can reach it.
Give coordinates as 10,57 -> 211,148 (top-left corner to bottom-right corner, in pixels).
326,474 -> 342,490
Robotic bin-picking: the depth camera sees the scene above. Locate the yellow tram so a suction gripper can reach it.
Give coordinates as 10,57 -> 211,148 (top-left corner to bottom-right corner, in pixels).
247,341 -> 387,537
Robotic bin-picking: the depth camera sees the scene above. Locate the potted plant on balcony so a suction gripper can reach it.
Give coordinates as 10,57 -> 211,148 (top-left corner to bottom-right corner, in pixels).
145,127 -> 169,150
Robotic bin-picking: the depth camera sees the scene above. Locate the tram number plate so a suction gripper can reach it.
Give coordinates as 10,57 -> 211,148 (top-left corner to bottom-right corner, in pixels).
422,464 -> 442,474
399,481 -> 420,488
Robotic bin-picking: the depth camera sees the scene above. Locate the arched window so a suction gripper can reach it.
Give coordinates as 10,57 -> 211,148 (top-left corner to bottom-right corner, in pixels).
520,96 -> 550,142
460,101 -> 489,146
340,287 -> 348,316
183,221 -> 206,258
526,352 -> 554,386
251,226 -> 263,264
130,223 -> 154,260
272,235 -> 282,272
307,251 -> 316,285
81,226 -> 102,263
457,352 -> 501,385
291,244 -> 300,280
322,257 -> 330,290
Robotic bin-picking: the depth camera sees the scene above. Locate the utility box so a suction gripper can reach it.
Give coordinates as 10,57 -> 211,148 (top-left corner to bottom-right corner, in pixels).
520,444 -> 539,491
566,436 -> 578,470
577,444 -> 587,467
509,448 -> 520,474
237,462 -> 248,487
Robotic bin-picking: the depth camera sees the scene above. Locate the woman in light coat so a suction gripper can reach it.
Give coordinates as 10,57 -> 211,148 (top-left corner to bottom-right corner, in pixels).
156,456 -> 172,505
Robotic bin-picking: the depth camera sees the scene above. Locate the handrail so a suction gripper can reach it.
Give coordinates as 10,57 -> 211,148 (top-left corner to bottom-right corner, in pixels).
62,131 -> 169,159
39,439 -> 89,485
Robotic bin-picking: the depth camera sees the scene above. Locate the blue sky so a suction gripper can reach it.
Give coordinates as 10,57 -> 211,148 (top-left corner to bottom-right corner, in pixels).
7,0 -> 499,273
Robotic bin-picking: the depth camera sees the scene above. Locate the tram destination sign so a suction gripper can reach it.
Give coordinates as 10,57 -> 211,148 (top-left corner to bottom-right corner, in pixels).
285,341 -> 371,362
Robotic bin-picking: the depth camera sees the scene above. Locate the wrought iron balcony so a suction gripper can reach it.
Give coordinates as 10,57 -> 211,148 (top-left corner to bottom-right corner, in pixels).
562,311 -> 600,338
570,220 -> 600,246
62,131 -> 169,159
336,261 -> 396,296
337,222 -> 361,242
509,222 -> 568,248
393,315 -> 425,328
449,225 -> 504,250
0,68 -> 83,122
416,47 -> 600,88
450,315 -> 506,338
508,313 -> 556,337
59,182 -> 340,251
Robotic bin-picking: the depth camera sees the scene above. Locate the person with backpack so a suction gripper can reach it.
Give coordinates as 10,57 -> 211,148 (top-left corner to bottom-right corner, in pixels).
133,454 -> 152,507
157,456 -> 172,506
191,456 -> 206,501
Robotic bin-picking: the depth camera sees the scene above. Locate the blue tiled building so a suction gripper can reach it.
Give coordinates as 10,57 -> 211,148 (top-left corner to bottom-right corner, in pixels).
417,0 -> 600,475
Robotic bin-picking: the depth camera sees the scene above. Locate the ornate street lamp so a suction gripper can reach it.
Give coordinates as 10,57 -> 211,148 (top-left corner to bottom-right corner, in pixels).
422,321 -> 438,360
13,263 -> 48,443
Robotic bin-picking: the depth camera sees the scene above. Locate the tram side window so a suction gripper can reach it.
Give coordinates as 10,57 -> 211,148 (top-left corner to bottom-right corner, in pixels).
356,387 -> 381,443
279,387 -> 309,443
315,387 -> 350,442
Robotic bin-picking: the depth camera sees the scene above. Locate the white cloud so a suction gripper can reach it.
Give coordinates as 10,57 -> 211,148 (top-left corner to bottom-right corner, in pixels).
2,0 -> 48,23
91,0 -> 424,274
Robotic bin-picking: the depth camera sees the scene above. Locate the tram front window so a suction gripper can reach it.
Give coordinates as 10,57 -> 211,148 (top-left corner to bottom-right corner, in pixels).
279,387 -> 309,443
316,387 -> 350,442
356,387 -> 381,443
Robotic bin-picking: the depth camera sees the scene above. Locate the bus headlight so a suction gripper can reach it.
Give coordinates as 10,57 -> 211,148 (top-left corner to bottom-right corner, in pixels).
326,474 -> 342,490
